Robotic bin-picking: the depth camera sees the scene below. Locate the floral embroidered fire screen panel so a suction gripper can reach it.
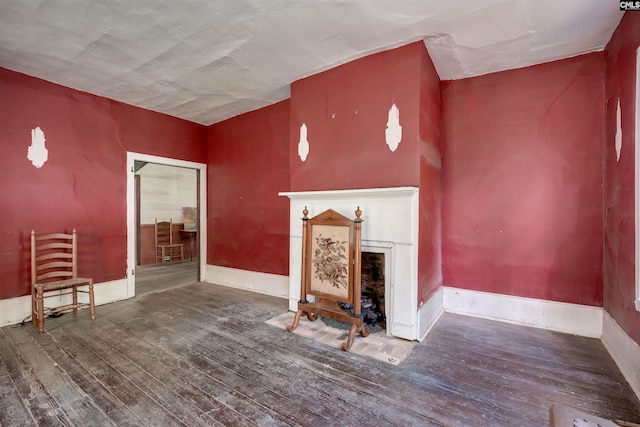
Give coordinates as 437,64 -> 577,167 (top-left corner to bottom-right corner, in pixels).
309,224 -> 350,300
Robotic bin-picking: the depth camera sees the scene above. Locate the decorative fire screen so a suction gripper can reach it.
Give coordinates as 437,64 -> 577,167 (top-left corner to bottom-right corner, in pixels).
287,206 -> 369,351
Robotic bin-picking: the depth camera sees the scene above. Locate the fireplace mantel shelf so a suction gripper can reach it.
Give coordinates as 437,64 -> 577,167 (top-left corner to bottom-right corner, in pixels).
279,186 -> 418,199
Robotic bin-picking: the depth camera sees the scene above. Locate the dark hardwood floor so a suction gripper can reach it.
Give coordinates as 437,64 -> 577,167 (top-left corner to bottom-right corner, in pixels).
1,281 -> 639,426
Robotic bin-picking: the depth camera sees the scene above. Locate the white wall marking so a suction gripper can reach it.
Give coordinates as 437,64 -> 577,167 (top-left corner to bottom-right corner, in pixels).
616,98 -> 622,162
385,103 -> 402,152
298,123 -> 309,162
28,126 -> 48,168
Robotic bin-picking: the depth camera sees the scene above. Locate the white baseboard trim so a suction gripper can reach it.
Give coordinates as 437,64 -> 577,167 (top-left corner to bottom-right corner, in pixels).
0,278 -> 129,327
94,278 -> 129,304
0,295 -> 32,327
443,287 -> 603,338
204,265 -> 288,300
601,311 -> 640,400
417,286 -> 444,342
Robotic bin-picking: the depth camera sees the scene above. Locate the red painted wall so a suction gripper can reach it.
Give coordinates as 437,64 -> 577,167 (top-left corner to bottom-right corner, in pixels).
207,101 -> 290,276
441,53 -> 605,306
603,12 -> 640,345
289,42 -> 424,191
418,47 -> 443,304
0,68 -> 206,300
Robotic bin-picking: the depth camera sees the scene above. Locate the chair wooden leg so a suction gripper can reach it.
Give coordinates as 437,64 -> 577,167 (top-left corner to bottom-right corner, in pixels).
37,287 -> 45,333
31,287 -> 37,326
73,285 -> 78,315
89,280 -> 95,320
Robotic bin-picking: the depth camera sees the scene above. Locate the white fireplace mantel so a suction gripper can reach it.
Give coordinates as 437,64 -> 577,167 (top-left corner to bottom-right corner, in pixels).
279,187 -> 420,340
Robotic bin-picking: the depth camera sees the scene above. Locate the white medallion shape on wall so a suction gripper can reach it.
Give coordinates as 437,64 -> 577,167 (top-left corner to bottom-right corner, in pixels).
385,103 -> 402,152
298,123 -> 309,162
615,98 -> 622,162
28,126 -> 48,168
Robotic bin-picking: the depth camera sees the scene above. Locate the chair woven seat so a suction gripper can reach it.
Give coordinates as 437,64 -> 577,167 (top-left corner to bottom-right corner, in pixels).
34,277 -> 92,292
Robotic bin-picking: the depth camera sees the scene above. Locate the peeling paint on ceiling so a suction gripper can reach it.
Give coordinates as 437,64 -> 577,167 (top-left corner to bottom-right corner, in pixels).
0,1 -> 624,125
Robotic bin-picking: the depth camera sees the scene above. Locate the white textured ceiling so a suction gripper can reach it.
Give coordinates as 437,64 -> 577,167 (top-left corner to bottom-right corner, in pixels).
0,1 -> 624,125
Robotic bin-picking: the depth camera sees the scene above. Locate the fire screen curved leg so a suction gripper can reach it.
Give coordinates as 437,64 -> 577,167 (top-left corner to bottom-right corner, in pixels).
287,310 -> 304,332
342,324 -> 359,351
342,324 -> 369,351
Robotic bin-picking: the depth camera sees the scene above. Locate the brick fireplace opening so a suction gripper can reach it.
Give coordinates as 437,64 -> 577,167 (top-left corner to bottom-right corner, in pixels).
361,251 -> 386,332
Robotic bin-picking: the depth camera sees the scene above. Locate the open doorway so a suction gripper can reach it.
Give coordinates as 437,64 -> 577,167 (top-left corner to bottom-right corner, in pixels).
135,162 -> 197,294
126,152 -> 207,298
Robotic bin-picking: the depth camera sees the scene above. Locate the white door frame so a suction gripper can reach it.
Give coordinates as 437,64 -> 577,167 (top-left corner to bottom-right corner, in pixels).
126,152 -> 207,298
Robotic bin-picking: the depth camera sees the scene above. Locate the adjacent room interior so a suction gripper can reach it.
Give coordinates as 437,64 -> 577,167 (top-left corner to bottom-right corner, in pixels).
1,2 -> 639,425
134,161 -> 199,295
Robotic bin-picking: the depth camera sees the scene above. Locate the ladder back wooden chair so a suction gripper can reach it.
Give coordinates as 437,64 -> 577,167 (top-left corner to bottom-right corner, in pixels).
31,229 -> 95,333
155,219 -> 184,263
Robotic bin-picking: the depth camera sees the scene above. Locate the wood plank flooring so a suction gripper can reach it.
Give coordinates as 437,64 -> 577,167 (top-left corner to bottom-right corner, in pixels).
135,261 -> 197,296
1,281 -> 639,426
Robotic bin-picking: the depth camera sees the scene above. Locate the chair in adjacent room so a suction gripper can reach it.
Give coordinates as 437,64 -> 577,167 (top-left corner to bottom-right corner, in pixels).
31,229 -> 95,333
155,219 -> 184,263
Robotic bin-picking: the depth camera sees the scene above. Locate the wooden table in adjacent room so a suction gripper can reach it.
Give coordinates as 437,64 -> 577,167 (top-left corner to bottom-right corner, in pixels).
180,229 -> 197,261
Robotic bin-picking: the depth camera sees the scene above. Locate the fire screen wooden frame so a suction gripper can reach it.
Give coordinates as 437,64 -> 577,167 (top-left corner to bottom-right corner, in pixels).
287,207 -> 369,351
